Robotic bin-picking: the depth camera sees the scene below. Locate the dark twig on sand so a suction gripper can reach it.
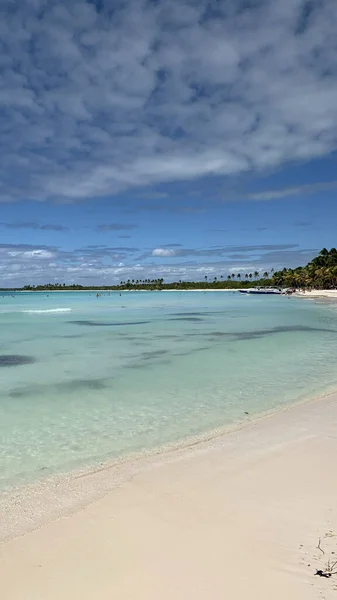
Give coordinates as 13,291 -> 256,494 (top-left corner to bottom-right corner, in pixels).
317,538 -> 325,556
315,537 -> 337,578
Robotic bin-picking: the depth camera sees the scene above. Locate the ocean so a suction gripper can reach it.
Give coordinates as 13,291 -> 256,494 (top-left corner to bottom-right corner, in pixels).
1,290 -> 337,491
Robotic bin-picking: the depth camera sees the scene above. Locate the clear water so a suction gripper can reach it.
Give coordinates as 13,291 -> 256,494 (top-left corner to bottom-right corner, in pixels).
1,290 -> 337,491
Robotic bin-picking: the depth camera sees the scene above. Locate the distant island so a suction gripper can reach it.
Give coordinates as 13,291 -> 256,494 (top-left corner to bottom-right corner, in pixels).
1,248 -> 336,291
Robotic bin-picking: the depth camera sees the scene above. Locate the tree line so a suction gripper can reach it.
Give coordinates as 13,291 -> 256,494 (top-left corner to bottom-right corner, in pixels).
11,272 -> 272,291
272,247 -> 337,289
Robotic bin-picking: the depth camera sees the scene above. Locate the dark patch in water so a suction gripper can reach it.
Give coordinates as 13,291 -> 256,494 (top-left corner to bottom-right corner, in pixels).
59,379 -> 108,391
236,325 -> 337,340
125,357 -> 171,370
10,378 -> 108,398
69,320 -> 150,327
172,311 -> 225,317
124,350 -> 170,369
0,355 -> 36,367
155,334 -> 181,340
170,317 -> 204,322
141,349 -> 169,360
174,346 -> 212,357
118,334 -> 151,341
61,334 -> 84,339
207,331 -> 228,338
9,387 -> 39,398
207,325 -> 337,342
172,312 -> 205,317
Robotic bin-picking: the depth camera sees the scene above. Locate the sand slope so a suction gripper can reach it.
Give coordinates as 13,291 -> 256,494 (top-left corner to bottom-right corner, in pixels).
1,394 -> 337,599
295,290 -> 337,299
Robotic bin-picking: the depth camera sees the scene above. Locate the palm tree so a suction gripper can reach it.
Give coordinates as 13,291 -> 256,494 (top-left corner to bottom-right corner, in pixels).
254,271 -> 259,279
237,273 -> 241,280
263,271 -> 269,279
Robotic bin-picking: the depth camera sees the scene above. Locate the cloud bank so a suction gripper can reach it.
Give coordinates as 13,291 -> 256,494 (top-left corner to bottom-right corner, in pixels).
0,242 -> 317,287
1,0 -> 337,203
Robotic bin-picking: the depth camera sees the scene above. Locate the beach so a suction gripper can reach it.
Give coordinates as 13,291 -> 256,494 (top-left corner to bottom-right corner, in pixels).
295,290 -> 337,299
1,391 -> 337,599
2,290 -> 337,599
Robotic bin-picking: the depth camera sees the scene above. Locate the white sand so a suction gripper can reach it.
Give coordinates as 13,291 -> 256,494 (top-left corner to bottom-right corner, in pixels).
295,289 -> 337,299
1,393 -> 337,599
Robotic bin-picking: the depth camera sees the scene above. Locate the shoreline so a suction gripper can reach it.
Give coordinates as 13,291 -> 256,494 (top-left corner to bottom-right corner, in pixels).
1,388 -> 337,599
295,289 -> 337,300
2,288 -> 240,293
1,382 -> 337,544
5,288 -> 337,297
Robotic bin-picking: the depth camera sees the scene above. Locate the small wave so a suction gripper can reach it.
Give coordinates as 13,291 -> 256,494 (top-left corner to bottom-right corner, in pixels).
23,308 -> 72,314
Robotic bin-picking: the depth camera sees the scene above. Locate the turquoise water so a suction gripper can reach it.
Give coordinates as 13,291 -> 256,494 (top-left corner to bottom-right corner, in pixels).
1,290 -> 337,491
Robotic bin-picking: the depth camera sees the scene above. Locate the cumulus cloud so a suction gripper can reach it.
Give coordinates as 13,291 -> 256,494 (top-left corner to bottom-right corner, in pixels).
152,248 -> 178,257
1,0 -> 336,203
0,242 -> 317,287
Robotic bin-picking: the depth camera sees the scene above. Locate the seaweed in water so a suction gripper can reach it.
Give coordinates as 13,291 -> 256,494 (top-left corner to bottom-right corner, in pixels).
141,349 -> 169,360
10,378 -> 108,398
206,325 -> 337,342
169,317 -> 204,322
0,355 -> 36,367
69,320 -> 150,327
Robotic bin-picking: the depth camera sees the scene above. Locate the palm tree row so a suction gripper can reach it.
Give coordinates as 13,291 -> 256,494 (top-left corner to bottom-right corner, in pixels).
271,248 -> 337,289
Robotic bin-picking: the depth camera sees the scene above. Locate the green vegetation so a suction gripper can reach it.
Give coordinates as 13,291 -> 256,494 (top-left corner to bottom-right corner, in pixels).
1,249 -> 336,292
3,274 -> 271,292
272,248 -> 337,289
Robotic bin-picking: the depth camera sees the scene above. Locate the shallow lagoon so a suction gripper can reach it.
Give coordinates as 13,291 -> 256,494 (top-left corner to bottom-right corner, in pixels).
1,290 -> 337,490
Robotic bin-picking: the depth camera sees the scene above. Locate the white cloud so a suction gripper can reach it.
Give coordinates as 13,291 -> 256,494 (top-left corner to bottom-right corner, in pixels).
243,180 -> 337,201
0,0 -> 336,202
22,249 -> 55,259
152,248 -> 178,257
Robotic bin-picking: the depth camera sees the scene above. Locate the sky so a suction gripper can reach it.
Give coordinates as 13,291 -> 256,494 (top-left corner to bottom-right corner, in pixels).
1,0 -> 337,286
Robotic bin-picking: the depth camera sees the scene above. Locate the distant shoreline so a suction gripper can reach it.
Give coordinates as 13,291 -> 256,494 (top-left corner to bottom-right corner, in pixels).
3,288 -> 335,296
2,288 -> 241,293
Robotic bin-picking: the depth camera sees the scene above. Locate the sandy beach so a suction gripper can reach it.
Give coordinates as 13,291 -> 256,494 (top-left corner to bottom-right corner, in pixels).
1,392 -> 337,599
295,290 -> 337,299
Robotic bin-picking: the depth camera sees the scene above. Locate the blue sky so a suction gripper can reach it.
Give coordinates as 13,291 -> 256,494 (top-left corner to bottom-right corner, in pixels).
1,0 -> 337,286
